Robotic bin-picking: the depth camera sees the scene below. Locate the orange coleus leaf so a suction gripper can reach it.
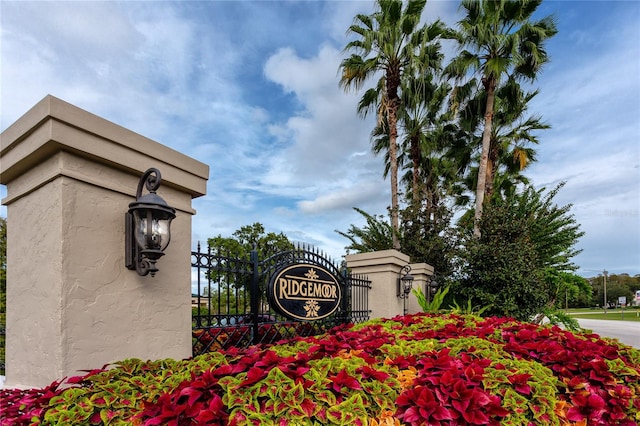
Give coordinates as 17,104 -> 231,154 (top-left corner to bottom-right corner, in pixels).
396,367 -> 418,389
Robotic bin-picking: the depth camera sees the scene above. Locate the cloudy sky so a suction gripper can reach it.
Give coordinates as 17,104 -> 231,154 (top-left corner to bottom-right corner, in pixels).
1,0 -> 638,277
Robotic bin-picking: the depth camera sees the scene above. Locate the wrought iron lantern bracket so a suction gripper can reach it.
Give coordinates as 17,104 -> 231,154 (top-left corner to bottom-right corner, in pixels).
125,168 -> 176,277
397,264 -> 414,299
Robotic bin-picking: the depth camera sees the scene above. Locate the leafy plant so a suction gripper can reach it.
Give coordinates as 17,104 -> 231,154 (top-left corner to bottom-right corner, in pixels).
412,284 -> 450,313
539,307 -> 582,332
450,298 -> 491,316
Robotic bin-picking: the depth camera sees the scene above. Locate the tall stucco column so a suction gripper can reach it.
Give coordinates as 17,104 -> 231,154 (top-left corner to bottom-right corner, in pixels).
0,95 -> 209,388
345,250 -> 411,319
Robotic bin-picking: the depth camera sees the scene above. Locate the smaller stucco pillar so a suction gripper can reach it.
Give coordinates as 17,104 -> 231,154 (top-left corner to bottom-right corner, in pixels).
406,263 -> 435,314
345,250 -> 410,319
0,95 -> 209,388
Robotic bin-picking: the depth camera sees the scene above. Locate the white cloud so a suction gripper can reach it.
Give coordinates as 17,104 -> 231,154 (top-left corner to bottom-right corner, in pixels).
298,182 -> 384,214
263,44 -> 379,188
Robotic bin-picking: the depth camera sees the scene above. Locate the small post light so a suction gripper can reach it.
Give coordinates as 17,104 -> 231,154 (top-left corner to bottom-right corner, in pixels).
125,168 -> 176,277
397,265 -> 414,299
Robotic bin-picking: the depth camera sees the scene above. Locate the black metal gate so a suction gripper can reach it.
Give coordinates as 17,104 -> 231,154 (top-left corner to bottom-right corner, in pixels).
191,243 -> 371,356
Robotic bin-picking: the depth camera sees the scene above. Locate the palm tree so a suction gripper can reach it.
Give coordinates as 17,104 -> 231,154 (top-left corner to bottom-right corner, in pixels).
340,0 -> 443,250
446,0 -> 557,237
398,62 -> 447,205
451,77 -> 549,206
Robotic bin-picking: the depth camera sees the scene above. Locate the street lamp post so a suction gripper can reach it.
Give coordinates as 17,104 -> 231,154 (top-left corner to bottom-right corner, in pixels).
603,269 -> 608,314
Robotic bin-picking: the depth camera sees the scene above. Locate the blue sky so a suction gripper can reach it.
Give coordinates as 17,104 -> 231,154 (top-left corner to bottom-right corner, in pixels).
1,0 -> 638,277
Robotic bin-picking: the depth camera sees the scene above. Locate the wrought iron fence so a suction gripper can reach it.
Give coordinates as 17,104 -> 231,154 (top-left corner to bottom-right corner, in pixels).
191,243 -> 371,355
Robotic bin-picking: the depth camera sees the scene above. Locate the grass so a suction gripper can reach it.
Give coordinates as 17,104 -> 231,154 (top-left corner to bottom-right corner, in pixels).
568,309 -> 640,322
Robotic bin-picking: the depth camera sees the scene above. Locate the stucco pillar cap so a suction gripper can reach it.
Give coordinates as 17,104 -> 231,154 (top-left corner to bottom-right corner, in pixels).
1,95 -> 209,203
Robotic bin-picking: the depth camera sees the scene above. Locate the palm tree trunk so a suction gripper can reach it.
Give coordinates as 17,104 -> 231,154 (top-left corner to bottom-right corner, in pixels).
485,144 -> 496,201
387,68 -> 402,250
388,103 -> 401,250
410,133 -> 421,205
474,77 -> 496,238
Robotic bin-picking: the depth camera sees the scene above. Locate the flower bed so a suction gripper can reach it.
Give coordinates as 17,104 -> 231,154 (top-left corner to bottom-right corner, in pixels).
1,314 -> 639,425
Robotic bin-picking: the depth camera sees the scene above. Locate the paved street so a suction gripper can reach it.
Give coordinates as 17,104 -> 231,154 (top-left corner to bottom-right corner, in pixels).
576,318 -> 640,349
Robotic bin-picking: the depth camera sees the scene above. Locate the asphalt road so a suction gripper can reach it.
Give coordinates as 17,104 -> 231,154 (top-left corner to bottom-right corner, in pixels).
576,318 -> 640,349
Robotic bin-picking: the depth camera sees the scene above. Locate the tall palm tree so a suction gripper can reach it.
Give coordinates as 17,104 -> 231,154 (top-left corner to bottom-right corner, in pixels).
446,0 -> 557,237
452,77 -> 549,205
340,0 -> 441,250
399,73 -> 451,205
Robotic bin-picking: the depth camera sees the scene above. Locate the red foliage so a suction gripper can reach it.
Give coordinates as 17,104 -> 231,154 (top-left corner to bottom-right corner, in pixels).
2,314 -> 638,425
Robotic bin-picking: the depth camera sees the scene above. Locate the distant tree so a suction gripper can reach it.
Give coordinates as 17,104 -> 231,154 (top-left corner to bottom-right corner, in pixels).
608,274 -> 640,299
602,283 -> 634,307
201,223 -> 293,314
208,222 -> 293,261
586,274 -> 639,308
546,270 -> 592,310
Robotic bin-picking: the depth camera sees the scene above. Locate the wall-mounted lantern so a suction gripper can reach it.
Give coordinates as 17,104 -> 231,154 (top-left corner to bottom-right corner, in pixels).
397,264 -> 414,299
125,168 -> 176,277
426,276 -> 438,304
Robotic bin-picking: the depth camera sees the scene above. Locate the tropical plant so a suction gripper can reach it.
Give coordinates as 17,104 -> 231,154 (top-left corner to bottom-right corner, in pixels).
336,204 -> 457,281
539,307 -> 582,333
412,284 -> 450,313
446,0 -> 558,237
399,202 -> 457,280
336,207 -> 393,253
450,297 -> 492,316
340,0 -> 445,249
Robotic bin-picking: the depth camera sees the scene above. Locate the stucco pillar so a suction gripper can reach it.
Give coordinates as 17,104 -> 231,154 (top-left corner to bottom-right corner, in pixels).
345,250 -> 410,319
0,95 -> 209,388
406,262 -> 435,314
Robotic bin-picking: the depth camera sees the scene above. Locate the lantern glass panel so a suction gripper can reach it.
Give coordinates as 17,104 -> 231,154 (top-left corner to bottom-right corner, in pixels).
133,210 -> 172,251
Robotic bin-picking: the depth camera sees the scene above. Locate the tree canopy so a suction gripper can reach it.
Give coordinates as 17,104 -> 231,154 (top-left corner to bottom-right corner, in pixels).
208,222 -> 293,260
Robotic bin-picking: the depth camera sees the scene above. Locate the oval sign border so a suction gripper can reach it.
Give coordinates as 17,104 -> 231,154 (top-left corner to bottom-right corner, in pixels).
267,263 -> 342,321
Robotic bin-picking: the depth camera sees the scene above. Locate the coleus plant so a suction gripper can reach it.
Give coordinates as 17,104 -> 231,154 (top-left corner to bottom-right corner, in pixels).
1,313 -> 638,425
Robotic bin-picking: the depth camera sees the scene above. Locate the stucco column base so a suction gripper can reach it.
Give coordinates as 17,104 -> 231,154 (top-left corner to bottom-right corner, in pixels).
346,250 -> 410,319
0,95 -> 209,388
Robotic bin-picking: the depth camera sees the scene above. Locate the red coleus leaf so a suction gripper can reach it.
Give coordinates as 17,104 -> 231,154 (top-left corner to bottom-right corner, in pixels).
179,386 -> 203,407
356,365 -> 390,382
240,366 -> 269,386
396,385 -> 455,424
508,373 -> 532,395
464,363 -> 485,382
330,369 -> 362,393
211,364 -> 245,377
461,407 -> 489,425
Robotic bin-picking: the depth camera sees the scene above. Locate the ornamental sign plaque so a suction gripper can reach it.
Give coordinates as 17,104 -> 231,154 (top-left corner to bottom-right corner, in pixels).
267,264 -> 342,321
